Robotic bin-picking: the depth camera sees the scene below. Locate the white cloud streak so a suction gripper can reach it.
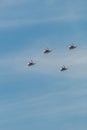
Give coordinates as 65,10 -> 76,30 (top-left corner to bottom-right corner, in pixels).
0,15 -> 85,28
0,87 -> 87,120
0,0 -> 87,28
0,0 -> 31,6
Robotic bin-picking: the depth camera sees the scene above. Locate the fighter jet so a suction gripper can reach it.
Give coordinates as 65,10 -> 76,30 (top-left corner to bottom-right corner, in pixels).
60,65 -> 68,71
68,45 -> 77,50
27,60 -> 36,67
43,48 -> 52,54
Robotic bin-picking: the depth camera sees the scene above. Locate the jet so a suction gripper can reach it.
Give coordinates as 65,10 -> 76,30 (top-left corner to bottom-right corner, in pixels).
60,65 -> 68,71
28,60 -> 36,67
43,48 -> 52,54
68,45 -> 77,50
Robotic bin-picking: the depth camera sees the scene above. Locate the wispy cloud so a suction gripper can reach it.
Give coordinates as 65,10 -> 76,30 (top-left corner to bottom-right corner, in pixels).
0,87 -> 87,120
0,0 -> 31,6
0,0 -> 87,28
0,15 -> 85,28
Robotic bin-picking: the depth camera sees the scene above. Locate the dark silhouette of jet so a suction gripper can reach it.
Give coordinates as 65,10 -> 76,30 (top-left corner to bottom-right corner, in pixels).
43,48 -> 52,54
69,45 -> 77,50
28,60 -> 36,67
60,65 -> 68,71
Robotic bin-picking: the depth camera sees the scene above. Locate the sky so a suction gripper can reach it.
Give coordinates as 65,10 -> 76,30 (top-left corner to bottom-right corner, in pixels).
0,0 -> 87,130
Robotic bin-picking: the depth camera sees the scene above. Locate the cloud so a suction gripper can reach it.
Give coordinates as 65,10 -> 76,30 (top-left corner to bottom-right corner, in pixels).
0,0 -> 31,6
0,18 -> 67,28
0,0 -> 87,28
0,15 -> 84,28
0,87 -> 87,120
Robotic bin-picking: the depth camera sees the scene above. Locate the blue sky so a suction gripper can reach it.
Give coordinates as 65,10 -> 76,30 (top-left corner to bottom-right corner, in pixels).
0,0 -> 87,130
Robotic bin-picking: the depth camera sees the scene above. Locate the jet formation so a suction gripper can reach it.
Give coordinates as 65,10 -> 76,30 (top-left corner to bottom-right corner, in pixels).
27,44 -> 77,72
